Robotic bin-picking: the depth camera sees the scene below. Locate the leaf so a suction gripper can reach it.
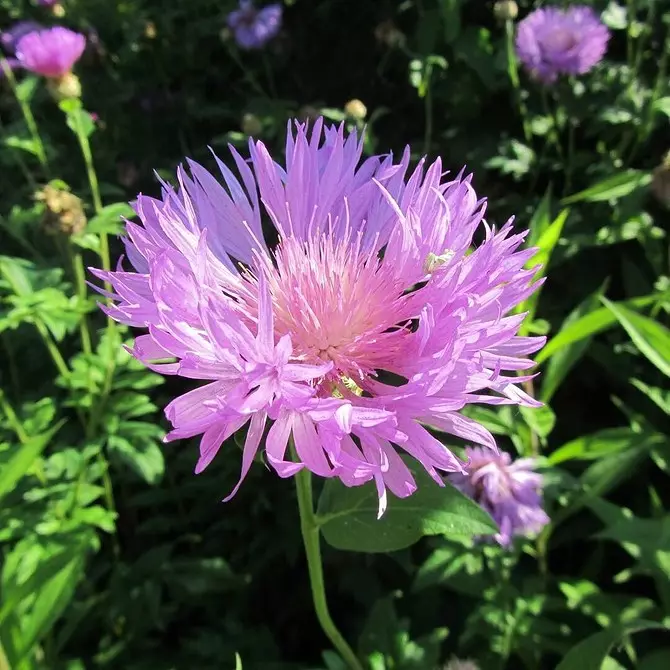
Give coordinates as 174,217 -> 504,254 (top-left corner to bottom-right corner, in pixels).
561,170 -> 652,204
86,202 -> 135,236
107,433 -> 165,484
17,546 -> 87,661
0,543 -> 81,628
0,422 -> 64,503
652,97 -> 670,118
549,428 -> 663,465
526,189 -> 552,249
540,285 -> 606,402
520,404 -> 556,440
317,462 -> 496,553
556,620 -> 668,670
536,292 -> 668,365
639,649 -> 670,670
601,298 -> 670,377
631,379 -> 670,415
62,100 -> 96,139
519,208 -> 569,331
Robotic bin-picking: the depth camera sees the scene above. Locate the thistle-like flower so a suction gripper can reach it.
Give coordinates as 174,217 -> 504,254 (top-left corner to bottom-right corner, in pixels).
450,447 -> 549,545
92,120 -> 545,515
227,0 -> 282,50
515,6 -> 610,83
15,26 -> 85,79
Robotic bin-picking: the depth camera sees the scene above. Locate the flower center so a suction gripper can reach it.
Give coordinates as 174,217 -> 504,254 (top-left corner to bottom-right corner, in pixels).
542,28 -> 578,53
265,233 -> 414,384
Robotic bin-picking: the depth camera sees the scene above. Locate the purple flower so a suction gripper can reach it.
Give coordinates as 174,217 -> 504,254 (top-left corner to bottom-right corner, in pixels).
37,0 -> 60,5
91,120 -> 545,515
227,0 -> 282,50
15,26 -> 85,78
450,447 -> 549,546
515,6 -> 610,83
1,21 -> 42,55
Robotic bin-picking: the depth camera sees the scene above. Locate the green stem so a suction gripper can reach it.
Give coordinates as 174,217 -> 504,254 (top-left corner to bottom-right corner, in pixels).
0,56 -> 49,171
0,113 -> 38,190
0,387 -> 28,443
423,64 -> 433,156
505,19 -> 531,143
294,467 -> 364,670
35,321 -> 70,379
541,88 -> 564,163
68,244 -> 93,356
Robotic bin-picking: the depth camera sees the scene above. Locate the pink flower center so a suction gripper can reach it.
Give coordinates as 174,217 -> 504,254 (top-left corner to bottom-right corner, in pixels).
543,27 -> 578,52
265,233 -> 415,386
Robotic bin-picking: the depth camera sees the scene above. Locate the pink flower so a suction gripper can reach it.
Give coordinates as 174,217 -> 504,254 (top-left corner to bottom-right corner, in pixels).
92,120 -> 545,515
15,26 -> 85,78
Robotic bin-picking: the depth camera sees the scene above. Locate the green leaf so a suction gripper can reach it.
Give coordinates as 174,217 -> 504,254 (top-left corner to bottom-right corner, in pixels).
108,433 -> 165,484
87,202 -> 135,236
631,379 -> 670,415
15,76 -> 39,104
0,422 -> 64,503
526,189 -> 552,249
556,621 -> 668,670
601,298 -> 670,377
561,170 -> 652,204
652,97 -> 670,118
17,546 -> 87,661
520,404 -> 556,441
536,292 -> 668,365
639,649 -> 670,670
60,99 -> 95,139
540,286 -> 606,402
317,462 -> 496,553
519,208 -> 569,331
549,428 -> 663,465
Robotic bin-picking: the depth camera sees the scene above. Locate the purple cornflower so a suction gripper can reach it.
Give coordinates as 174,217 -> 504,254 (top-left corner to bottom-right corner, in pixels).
1,21 -> 42,55
450,447 -> 549,546
227,0 -> 282,50
15,26 -> 85,78
91,120 -> 545,516
515,6 -> 610,83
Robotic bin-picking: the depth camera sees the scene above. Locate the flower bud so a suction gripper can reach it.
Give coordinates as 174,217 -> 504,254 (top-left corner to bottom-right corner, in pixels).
144,22 -> 157,39
298,105 -> 320,122
51,3 -> 66,18
241,112 -> 263,137
46,71 -> 81,101
651,151 -> 670,208
374,19 -> 406,49
493,1 -> 519,21
344,98 -> 367,120
36,185 -> 87,237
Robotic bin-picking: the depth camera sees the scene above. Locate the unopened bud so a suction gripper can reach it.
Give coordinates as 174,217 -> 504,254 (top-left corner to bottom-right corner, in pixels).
298,105 -> 320,122
36,185 -> 87,237
241,113 -> 262,136
374,19 -> 406,49
344,98 -> 367,120
651,151 -> 670,208
444,659 -> 480,670
47,72 -> 81,101
51,3 -> 66,18
144,22 -> 157,39
493,1 -> 518,21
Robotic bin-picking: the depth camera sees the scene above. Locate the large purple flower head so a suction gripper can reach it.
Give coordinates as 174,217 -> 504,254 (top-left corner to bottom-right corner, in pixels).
1,21 -> 42,55
92,120 -> 545,516
227,0 -> 282,50
450,447 -> 549,545
515,6 -> 610,83
15,26 -> 85,78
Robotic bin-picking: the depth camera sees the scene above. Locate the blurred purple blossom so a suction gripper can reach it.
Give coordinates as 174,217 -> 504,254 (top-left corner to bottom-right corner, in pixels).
15,26 -> 85,78
450,447 -> 549,546
227,0 -> 282,50
1,21 -> 42,55
515,6 -> 610,83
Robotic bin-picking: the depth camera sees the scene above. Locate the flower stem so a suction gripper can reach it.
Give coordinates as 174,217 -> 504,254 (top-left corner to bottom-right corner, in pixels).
0,387 -> 28,443
1,56 -> 49,172
67,243 -> 93,356
505,19 -> 531,143
294,467 -> 364,670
